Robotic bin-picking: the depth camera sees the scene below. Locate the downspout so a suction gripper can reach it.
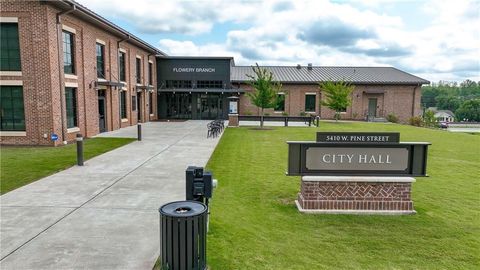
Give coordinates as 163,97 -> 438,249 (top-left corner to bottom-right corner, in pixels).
147,53 -> 154,121
56,4 -> 76,144
117,35 -> 130,128
412,84 -> 418,117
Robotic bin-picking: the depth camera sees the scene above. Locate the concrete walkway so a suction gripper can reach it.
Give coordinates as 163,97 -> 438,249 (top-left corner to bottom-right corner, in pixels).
0,121 -> 222,269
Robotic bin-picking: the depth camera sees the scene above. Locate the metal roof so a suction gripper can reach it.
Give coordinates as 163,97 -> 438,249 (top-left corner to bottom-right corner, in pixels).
231,66 -> 429,85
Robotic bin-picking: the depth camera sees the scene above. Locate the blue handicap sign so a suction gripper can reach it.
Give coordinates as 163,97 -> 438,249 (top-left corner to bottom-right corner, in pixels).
51,133 -> 58,141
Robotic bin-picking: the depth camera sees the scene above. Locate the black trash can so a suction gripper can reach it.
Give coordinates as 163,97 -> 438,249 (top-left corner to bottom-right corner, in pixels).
159,201 -> 207,270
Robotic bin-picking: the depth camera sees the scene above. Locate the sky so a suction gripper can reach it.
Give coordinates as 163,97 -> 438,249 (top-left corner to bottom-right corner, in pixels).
77,0 -> 480,83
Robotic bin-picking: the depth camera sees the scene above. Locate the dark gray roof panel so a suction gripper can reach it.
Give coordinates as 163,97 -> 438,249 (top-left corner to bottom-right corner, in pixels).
231,66 -> 429,85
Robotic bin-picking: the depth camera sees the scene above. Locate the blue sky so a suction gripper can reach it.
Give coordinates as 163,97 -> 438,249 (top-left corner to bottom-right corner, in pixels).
78,0 -> 479,83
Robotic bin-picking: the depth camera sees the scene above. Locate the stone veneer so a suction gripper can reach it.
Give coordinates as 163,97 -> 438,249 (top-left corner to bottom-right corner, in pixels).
296,176 -> 415,214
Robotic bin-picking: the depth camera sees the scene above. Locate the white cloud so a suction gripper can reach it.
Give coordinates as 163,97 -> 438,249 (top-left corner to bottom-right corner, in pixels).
78,0 -> 480,82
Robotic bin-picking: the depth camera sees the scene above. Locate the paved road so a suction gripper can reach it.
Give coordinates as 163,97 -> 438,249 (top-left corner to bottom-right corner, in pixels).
0,121 -> 222,269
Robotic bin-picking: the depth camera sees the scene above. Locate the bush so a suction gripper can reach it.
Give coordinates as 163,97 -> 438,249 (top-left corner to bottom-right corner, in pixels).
386,113 -> 399,123
244,111 -> 253,116
282,112 -> 289,116
264,113 -> 270,116
408,116 -> 423,127
299,111 -> 307,116
423,110 -> 437,127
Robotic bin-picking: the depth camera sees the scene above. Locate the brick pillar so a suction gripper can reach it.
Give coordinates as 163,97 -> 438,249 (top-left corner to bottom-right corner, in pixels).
228,114 -> 239,127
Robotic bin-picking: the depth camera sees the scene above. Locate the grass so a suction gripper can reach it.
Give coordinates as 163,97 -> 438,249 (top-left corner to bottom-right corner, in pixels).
206,122 -> 480,269
0,137 -> 135,194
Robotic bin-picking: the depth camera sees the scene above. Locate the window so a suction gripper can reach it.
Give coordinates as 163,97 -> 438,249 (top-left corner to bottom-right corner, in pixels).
305,94 -> 316,112
136,57 -> 142,84
149,92 -> 153,114
120,91 -> 127,118
65,87 -> 77,128
62,31 -> 75,74
148,62 -> 153,86
0,23 -> 21,71
165,80 -> 192,88
0,86 -> 25,131
274,93 -> 285,111
196,80 -> 222,88
132,95 -> 137,111
119,51 -> 126,82
96,43 -> 105,78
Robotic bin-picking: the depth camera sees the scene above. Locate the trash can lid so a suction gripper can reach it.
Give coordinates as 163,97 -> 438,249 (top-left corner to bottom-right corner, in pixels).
159,201 -> 207,217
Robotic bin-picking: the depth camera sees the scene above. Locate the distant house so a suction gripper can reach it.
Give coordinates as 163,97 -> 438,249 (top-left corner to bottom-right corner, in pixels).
428,107 -> 455,122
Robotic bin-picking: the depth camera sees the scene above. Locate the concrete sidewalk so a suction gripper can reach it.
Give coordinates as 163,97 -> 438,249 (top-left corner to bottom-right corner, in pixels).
0,121 -> 222,269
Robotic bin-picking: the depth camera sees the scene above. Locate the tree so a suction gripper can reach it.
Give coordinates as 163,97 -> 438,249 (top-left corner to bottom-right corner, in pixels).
456,99 -> 480,122
319,81 -> 354,121
435,94 -> 462,112
246,63 -> 282,128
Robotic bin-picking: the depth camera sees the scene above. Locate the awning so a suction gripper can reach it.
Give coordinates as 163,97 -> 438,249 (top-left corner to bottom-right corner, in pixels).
363,90 -> 385,94
136,85 -> 155,91
96,80 -> 125,88
158,88 -> 245,94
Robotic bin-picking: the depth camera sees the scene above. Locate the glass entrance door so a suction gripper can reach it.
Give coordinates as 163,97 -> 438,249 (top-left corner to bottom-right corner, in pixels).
368,98 -> 377,119
165,93 -> 192,119
98,90 -> 106,133
199,94 -> 223,119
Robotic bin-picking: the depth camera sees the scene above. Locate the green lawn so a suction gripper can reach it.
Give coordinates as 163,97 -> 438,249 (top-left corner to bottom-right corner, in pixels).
0,137 -> 135,194
206,122 -> 480,269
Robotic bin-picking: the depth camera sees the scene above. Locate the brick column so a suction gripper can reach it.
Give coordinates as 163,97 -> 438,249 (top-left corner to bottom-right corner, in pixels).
295,176 -> 416,215
228,114 -> 239,127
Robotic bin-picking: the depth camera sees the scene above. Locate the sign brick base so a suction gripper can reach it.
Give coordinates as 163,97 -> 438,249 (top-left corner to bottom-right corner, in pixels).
228,114 -> 239,127
296,176 -> 416,215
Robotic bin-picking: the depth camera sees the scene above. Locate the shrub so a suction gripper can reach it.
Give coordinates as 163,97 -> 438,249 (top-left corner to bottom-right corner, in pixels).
299,111 -> 307,116
408,116 -> 423,127
386,113 -> 399,123
423,110 -> 437,127
264,113 -> 270,116
244,111 -> 252,116
352,112 -> 359,119
282,112 -> 289,116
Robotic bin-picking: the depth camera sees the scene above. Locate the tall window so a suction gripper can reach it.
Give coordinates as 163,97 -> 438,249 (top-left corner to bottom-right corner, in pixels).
0,23 -> 21,71
96,43 -> 105,78
62,31 -> 75,74
305,94 -> 316,112
0,86 -> 25,131
136,57 -> 142,84
149,92 -> 153,114
196,80 -> 222,88
120,91 -> 127,118
148,62 -> 153,85
119,51 -> 126,82
65,87 -> 77,128
274,93 -> 285,111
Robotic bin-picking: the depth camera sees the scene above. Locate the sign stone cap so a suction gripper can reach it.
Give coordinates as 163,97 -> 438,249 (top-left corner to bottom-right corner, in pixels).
301,176 -> 416,183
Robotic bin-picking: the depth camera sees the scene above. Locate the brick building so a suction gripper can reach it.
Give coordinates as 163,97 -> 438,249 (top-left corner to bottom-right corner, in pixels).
0,0 -> 163,146
231,66 -> 429,123
0,0 -> 429,146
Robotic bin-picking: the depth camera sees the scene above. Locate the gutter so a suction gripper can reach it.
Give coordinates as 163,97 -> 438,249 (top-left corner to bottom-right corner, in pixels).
56,3 -> 76,144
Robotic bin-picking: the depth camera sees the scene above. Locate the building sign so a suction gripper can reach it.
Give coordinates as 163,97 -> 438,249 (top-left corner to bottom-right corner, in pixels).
316,132 -> 399,143
305,147 -> 408,171
287,132 -> 430,176
172,67 -> 216,73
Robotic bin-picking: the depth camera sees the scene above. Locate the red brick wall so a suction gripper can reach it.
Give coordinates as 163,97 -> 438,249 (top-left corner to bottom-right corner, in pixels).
298,180 -> 414,211
0,0 -> 157,146
238,83 -> 421,123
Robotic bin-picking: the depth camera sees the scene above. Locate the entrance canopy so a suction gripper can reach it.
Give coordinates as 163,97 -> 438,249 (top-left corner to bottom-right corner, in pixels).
158,88 -> 244,94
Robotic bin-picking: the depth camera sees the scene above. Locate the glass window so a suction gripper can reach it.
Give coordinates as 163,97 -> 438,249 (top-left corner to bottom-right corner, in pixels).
96,43 -> 105,78
62,31 -> 75,74
274,93 -> 285,111
0,86 -> 25,131
148,62 -> 153,85
305,94 -> 316,112
196,81 -> 223,88
65,87 -> 77,128
120,91 -> 127,119
149,92 -> 153,114
0,23 -> 21,71
119,51 -> 126,82
132,95 -> 137,111
165,80 -> 192,88
136,57 -> 142,84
